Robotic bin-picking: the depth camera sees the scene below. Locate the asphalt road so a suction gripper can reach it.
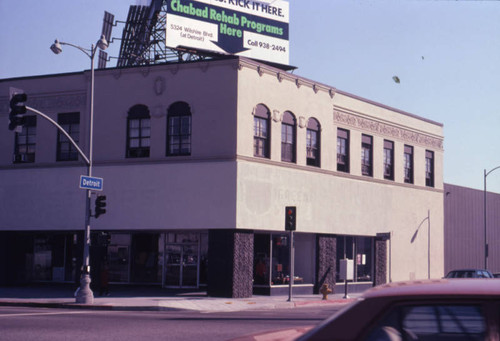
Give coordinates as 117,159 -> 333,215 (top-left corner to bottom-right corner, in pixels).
0,305 -> 342,341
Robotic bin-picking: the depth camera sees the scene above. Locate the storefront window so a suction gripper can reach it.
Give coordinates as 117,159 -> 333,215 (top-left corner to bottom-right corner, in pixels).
271,235 -> 290,285
108,234 -> 131,282
31,234 -> 74,282
254,234 -> 270,285
356,237 -> 373,282
33,237 -> 52,281
131,234 -> 160,283
254,233 -> 314,286
336,235 -> 373,282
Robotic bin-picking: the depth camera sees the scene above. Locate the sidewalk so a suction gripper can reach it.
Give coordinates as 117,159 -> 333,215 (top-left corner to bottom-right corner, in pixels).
0,284 -> 358,312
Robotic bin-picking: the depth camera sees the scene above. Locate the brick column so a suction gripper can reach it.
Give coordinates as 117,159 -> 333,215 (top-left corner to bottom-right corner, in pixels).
374,237 -> 388,286
315,235 -> 336,294
208,230 -> 254,298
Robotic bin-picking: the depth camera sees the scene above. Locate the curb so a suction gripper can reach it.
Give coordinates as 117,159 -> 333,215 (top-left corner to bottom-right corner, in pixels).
0,301 -> 183,311
0,297 -> 356,312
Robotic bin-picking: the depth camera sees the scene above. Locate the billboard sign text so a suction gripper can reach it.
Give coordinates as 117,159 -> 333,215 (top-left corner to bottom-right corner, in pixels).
166,0 -> 289,65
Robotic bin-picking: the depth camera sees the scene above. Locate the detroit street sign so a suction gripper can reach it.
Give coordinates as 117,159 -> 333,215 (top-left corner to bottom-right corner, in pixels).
79,175 -> 103,191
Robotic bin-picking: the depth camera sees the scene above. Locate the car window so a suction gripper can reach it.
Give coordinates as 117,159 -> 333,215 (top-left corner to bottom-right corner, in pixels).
364,304 -> 486,341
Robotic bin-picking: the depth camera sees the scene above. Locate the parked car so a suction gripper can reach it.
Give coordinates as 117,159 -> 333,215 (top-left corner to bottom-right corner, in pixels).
298,279 -> 500,340
445,268 -> 493,278
234,279 -> 500,340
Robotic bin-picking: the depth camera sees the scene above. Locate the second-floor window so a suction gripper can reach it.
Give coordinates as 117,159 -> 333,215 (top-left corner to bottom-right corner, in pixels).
127,104 -> 150,158
57,112 -> 80,161
337,128 -> 349,173
361,134 -> 373,176
14,116 -> 36,163
167,101 -> 192,156
281,111 -> 296,163
404,145 -> 414,184
426,150 -> 435,187
383,140 -> 394,180
253,104 -> 270,158
306,118 -> 321,167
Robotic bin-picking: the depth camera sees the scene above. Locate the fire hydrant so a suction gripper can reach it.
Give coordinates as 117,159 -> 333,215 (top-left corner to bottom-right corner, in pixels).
320,283 -> 332,300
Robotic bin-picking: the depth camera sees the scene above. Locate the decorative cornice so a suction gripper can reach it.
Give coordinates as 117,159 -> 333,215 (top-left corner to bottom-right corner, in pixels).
334,110 -> 444,150
20,93 -> 87,112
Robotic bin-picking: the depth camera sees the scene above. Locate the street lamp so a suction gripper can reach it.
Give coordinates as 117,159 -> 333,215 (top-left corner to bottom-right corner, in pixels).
484,166 -> 500,270
411,210 -> 431,279
51,35 -> 108,304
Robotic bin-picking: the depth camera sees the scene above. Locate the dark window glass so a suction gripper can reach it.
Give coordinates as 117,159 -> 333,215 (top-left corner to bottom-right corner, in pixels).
404,145 -> 414,184
365,305 -> 485,340
306,118 -> 320,167
383,140 -> 394,180
254,104 -> 270,158
337,128 -> 349,173
167,101 -> 192,156
361,135 -> 373,176
426,150 -> 434,187
254,234 -> 270,285
281,111 -> 296,163
127,104 -> 150,158
336,236 -> 373,283
57,112 -> 80,161
14,115 -> 36,163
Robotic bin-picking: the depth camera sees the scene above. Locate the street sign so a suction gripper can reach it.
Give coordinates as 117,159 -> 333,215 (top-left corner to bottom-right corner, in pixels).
79,175 -> 103,191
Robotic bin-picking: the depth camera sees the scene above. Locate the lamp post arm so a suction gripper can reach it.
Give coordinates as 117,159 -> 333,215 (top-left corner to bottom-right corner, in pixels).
26,106 -> 90,165
486,166 -> 500,178
58,41 -> 94,58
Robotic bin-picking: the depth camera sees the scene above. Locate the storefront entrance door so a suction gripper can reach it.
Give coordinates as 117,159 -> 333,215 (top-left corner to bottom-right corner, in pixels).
164,243 -> 198,288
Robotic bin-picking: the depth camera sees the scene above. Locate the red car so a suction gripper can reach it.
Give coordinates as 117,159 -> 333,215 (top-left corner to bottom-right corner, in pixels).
235,279 -> 500,340
298,279 -> 500,340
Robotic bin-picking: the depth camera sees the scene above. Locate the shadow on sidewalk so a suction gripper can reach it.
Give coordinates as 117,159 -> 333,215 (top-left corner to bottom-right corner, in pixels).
0,283 -> 207,299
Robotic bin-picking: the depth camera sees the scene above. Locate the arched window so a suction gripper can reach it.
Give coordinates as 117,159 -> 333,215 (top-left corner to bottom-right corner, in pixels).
306,118 -> 320,167
167,101 -> 192,156
281,111 -> 296,163
126,104 -> 150,158
253,104 -> 270,158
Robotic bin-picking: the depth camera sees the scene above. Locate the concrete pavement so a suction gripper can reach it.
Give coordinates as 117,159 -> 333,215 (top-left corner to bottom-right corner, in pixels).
0,284 -> 358,312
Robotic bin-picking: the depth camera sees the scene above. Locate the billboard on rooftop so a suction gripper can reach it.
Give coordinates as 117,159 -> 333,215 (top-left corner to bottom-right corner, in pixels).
166,0 -> 289,66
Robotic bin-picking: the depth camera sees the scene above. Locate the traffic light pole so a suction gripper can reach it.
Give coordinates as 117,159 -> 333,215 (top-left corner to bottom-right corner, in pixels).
24,104 -> 94,303
287,230 -> 294,302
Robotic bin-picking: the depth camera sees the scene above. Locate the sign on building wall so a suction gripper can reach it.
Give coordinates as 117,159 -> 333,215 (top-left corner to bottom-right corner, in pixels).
166,0 -> 289,65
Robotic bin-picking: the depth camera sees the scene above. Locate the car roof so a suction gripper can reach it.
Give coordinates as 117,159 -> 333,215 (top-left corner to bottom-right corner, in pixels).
448,269 -> 490,272
363,279 -> 500,299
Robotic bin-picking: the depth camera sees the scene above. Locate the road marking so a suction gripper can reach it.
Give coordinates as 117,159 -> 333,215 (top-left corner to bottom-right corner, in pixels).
0,311 -> 90,318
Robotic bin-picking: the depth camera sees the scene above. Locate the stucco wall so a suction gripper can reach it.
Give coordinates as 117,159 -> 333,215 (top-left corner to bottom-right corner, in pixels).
235,59 -> 444,281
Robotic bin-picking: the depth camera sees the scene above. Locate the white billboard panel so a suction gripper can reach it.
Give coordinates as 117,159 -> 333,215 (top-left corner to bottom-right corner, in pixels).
166,0 -> 289,66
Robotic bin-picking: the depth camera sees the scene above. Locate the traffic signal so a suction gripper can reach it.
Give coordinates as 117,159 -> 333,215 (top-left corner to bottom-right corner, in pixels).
285,206 -> 296,231
95,195 -> 107,218
9,93 -> 27,131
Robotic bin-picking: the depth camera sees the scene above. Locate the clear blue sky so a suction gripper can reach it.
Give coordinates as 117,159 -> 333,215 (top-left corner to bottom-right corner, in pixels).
1,0 -> 499,192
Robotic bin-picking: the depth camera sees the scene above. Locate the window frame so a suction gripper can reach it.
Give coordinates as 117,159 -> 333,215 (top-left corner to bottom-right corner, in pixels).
306,118 -> 321,167
425,150 -> 435,187
404,145 -> 414,184
281,111 -> 296,163
126,104 -> 151,159
253,104 -> 270,159
383,140 -> 394,181
13,115 -> 36,163
337,128 -> 350,173
57,112 -> 80,162
167,101 -> 192,157
361,134 -> 373,177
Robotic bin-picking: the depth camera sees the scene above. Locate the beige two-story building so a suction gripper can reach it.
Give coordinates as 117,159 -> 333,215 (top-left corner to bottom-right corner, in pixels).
0,56 -> 444,297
